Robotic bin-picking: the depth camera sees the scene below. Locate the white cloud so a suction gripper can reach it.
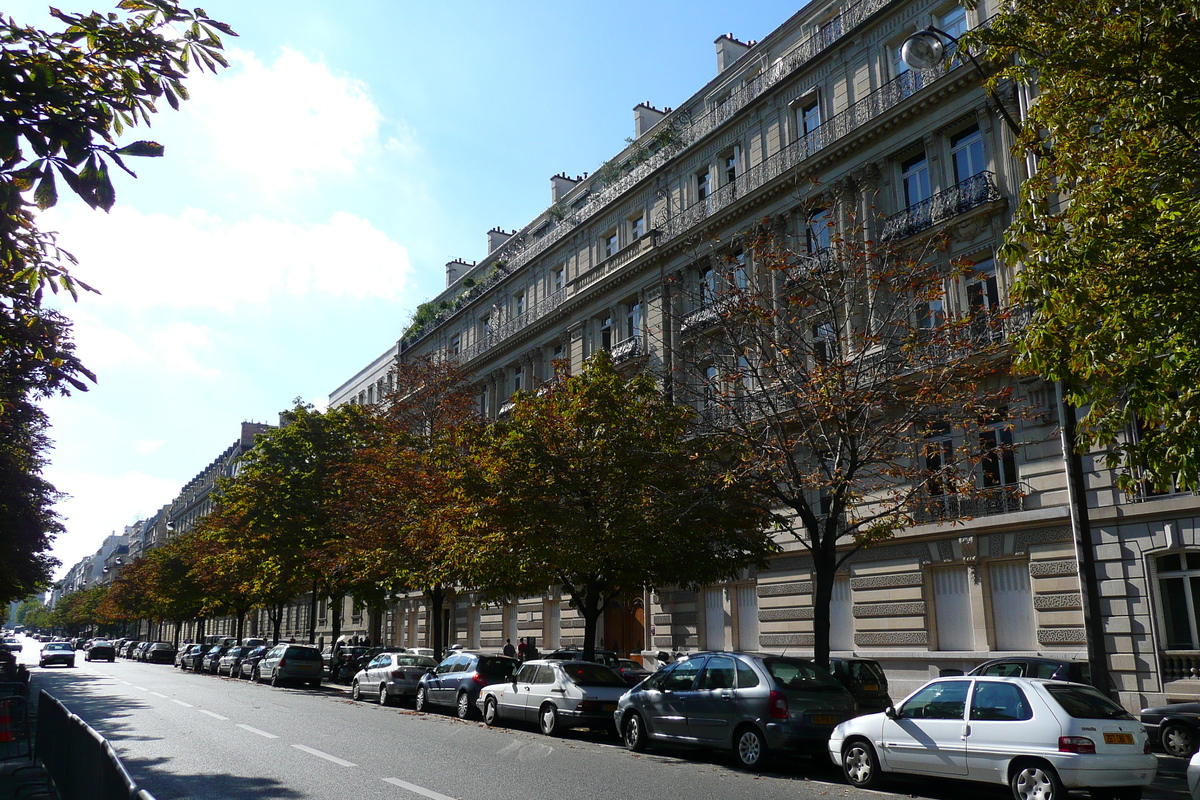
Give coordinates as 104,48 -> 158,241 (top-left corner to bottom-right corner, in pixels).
183,47 -> 383,191
44,205 -> 412,313
134,440 -> 165,455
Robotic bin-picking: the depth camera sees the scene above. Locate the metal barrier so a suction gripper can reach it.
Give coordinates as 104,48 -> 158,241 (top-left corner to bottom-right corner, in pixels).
27,691 -> 156,800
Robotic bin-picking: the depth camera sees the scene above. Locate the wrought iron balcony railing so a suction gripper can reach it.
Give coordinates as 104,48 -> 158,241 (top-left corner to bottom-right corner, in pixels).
881,172 -> 1002,241
611,336 -> 642,363
911,482 -> 1027,523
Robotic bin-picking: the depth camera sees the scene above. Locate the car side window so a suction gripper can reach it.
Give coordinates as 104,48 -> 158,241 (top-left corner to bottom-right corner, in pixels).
640,664 -> 674,691
1030,662 -> 1061,680
698,657 -> 736,690
970,682 -> 1032,721
368,655 -> 387,669
533,665 -> 556,685
981,662 -> 1023,678
515,664 -> 538,683
898,680 -> 969,720
735,660 -> 761,689
435,655 -> 457,675
449,656 -> 469,673
663,658 -> 706,691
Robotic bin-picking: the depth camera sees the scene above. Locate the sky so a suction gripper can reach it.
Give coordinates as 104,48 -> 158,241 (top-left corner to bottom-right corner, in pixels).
9,0 -> 810,581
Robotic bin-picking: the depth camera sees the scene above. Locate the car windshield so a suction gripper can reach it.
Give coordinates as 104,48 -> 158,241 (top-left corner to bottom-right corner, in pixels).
562,663 -> 626,687
766,658 -> 844,691
1045,684 -> 1134,720
285,647 -> 321,660
397,656 -> 437,668
246,647 -> 266,657
847,660 -> 886,684
477,657 -> 516,678
93,640 -> 111,646
46,643 -> 72,651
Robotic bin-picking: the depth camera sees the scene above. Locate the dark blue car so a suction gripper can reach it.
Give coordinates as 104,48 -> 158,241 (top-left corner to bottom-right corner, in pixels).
415,652 -> 518,719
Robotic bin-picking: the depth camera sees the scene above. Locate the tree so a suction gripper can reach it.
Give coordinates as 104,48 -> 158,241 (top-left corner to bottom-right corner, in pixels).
105,535 -> 205,643
670,214 -> 1018,668
0,2 -> 233,601
476,351 -> 776,662
338,356 -> 482,659
965,0 -> 1200,490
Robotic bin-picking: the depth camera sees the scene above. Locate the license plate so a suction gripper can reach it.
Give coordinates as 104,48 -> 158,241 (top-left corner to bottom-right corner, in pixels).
603,703 -> 617,712
863,684 -> 879,692
812,715 -> 838,725
1104,733 -> 1134,745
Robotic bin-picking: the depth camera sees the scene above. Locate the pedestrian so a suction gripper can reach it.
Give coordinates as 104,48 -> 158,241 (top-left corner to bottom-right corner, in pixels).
517,638 -> 527,662
503,638 -> 516,658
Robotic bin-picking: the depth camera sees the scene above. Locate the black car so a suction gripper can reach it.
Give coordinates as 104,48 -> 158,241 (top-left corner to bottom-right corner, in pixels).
200,644 -> 231,673
84,640 -> 116,662
545,647 -> 622,670
145,642 -> 177,664
1140,701 -> 1200,757
827,657 -> 892,714
39,641 -> 76,668
416,652 -> 519,719
237,646 -> 269,679
967,656 -> 1091,684
176,644 -> 204,669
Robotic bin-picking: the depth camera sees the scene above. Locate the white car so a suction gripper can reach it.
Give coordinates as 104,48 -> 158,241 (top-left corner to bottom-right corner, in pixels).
1188,751 -> 1200,800
829,675 -> 1156,800
477,659 -> 628,735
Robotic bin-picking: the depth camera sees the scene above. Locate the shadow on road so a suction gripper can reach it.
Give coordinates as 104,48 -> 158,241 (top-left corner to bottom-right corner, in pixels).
115,755 -> 306,800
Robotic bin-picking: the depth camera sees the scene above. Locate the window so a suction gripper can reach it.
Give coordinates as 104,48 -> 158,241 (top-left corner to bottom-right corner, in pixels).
918,292 -> 946,329
980,412 -> 1018,488
807,208 -> 832,253
967,260 -> 1000,312
798,98 -> 821,150
479,385 -> 489,417
629,214 -> 645,240
663,658 -> 705,691
939,5 -> 968,40
703,365 -> 719,406
970,682 -> 1032,721
552,267 -> 564,292
989,561 -> 1035,650
924,425 -> 953,497
933,567 -> 975,650
899,680 -> 969,720
696,168 -> 711,202
604,232 -> 618,259
1157,552 -> 1200,649
600,315 -> 613,351
901,152 -> 931,207
701,267 -> 717,306
730,251 -> 747,289
513,365 -> 523,394
892,43 -> 910,78
951,125 -> 986,182
450,333 -> 461,356
723,150 -> 738,186
698,656 -> 736,690
625,300 -> 642,340
481,316 -> 491,338
514,293 -> 526,317
813,322 -> 836,363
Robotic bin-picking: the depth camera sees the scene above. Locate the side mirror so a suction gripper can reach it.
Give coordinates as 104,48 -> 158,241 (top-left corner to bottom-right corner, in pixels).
885,705 -> 898,719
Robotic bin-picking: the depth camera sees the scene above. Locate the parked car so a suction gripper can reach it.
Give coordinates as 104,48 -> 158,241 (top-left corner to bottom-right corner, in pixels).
831,676 -> 1156,800
237,646 -> 269,679
1140,701 -> 1200,757
617,658 -> 653,686
200,644 -> 231,673
827,657 -> 892,714
351,652 -> 438,705
408,647 -> 435,659
134,642 -> 154,661
256,643 -> 323,687
176,644 -> 203,669
216,646 -> 249,677
416,652 -> 518,719
545,647 -> 621,670
39,641 -> 75,668
615,651 -> 855,769
84,640 -> 116,662
121,640 -> 141,658
144,642 -> 176,664
328,645 -> 370,683
1188,751 -> 1200,800
240,638 -> 266,649
480,659 -> 628,735
2,637 -> 22,653
969,656 -> 1091,685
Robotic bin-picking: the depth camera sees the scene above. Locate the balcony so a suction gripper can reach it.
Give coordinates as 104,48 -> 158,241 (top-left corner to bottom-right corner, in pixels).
679,297 -> 735,337
611,336 -> 643,364
911,482 -> 1028,524
882,172 -> 1002,242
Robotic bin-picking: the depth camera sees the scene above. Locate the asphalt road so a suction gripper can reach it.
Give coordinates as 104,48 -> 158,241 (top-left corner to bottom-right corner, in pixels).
9,635 -> 1194,800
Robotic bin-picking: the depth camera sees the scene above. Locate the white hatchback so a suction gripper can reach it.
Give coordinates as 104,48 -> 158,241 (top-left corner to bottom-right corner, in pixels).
829,676 -> 1156,800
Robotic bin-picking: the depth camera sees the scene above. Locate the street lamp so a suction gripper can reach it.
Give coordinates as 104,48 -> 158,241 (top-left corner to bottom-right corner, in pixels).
902,23 -> 1111,698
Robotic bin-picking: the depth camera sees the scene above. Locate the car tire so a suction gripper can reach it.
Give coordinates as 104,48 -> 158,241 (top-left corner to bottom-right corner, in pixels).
456,691 -> 473,720
109,657 -> 114,663
252,667 -> 261,683
483,697 -> 501,727
623,713 -> 648,752
351,680 -> 362,701
539,704 -> 559,736
270,670 -> 279,687
1162,723 -> 1198,757
1011,761 -> 1065,800
415,686 -> 428,712
309,680 -> 320,688
379,685 -> 389,707
733,725 -> 768,770
843,739 -> 883,789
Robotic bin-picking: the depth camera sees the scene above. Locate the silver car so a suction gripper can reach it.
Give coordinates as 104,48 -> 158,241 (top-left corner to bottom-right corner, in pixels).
479,659 -> 628,735
255,644 -> 323,688
351,653 -> 437,705
615,651 -> 856,769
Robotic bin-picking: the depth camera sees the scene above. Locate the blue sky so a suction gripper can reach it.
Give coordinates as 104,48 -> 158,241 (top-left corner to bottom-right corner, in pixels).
9,0 -> 809,579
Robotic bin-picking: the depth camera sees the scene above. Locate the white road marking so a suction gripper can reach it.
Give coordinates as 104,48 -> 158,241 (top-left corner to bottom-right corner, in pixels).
169,699 -> 193,708
148,691 -> 168,698
199,710 -> 228,721
132,685 -> 147,691
291,744 -> 356,767
118,681 -> 132,686
236,724 -> 278,739
381,777 -> 458,800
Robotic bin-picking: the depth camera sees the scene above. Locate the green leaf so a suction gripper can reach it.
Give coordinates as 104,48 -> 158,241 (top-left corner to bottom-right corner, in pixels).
94,162 -> 116,211
115,140 -> 165,157
34,167 -> 58,210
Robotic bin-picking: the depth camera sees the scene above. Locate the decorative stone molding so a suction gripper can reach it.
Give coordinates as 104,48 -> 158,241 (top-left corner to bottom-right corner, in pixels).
1037,627 -> 1086,645
1029,559 -> 1078,577
1033,593 -> 1083,611
770,555 -> 816,571
561,618 -> 586,629
853,601 -> 926,618
850,572 -> 923,590
760,633 -> 816,647
855,631 -> 929,646
849,540 -> 936,564
480,622 -> 503,632
661,612 -> 698,625
1016,527 -> 1072,552
517,602 -> 541,613
758,581 -> 813,596
652,614 -> 673,626
937,539 -> 955,562
759,607 -> 814,622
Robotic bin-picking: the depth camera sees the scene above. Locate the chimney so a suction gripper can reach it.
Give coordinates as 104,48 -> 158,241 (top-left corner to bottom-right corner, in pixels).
551,173 -> 579,203
633,103 -> 667,138
487,227 -> 513,254
446,258 -> 472,287
715,34 -> 751,73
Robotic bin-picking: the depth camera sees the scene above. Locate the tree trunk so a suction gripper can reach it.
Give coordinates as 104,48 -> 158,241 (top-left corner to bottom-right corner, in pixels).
578,584 -> 603,663
330,594 -> 344,650
810,531 -> 839,671
235,609 -> 245,643
196,617 -> 206,643
268,603 -> 283,644
368,603 -> 384,646
308,581 -> 319,644
428,585 -> 445,658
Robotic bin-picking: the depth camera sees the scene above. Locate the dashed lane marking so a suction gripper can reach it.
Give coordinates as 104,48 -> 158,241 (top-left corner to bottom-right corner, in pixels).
236,724 -> 278,739
199,710 -> 228,721
381,777 -> 458,800
292,744 -> 356,767
148,691 -> 168,698
169,699 -> 193,708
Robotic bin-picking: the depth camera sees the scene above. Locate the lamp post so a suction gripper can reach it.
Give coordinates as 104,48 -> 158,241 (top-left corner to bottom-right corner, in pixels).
901,27 -> 1113,697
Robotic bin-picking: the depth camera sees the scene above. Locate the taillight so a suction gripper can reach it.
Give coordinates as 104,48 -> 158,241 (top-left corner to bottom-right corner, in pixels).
390,669 -> 403,679
768,690 -> 789,720
278,658 -> 287,668
472,672 -> 486,685
1058,736 -> 1095,754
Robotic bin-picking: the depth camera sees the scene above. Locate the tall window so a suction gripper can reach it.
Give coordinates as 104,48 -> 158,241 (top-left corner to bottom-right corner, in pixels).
892,43 -> 910,78
918,290 -> 946,329
600,315 -> 613,351
703,365 -> 719,407
514,292 -> 525,317
925,425 -> 954,497
625,300 -> 642,340
629,214 -> 645,240
901,152 -> 931,207
479,385 -> 489,417
450,333 -> 461,355
939,5 -> 968,40
1158,553 -> 1200,649
553,267 -> 564,292
604,232 -> 618,259
799,99 -> 821,151
980,411 -> 1018,488
696,168 -> 711,202
813,321 -> 836,363
513,365 -> 523,395
951,125 -> 986,182
967,260 -> 1000,312
807,208 -> 832,253
723,150 -> 738,186
701,267 -> 717,306
481,316 -> 491,339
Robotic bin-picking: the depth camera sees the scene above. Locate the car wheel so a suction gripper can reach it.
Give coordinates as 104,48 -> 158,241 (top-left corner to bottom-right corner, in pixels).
539,704 -> 559,736
1011,761 -> 1065,800
252,667 -> 261,683
623,712 -> 648,752
109,657 -> 114,663
733,725 -> 768,770
378,685 -> 389,707
1162,723 -> 1198,757
309,680 -> 321,688
483,697 -> 501,726
351,680 -> 362,701
415,686 -> 428,712
843,739 -> 883,789
456,691 -> 473,720
270,670 -> 279,687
